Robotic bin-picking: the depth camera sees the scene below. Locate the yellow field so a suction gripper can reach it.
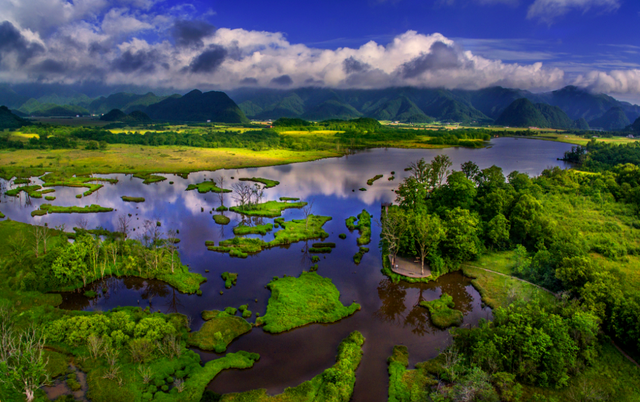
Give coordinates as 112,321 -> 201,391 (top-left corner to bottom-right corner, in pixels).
533,133 -> 639,146
0,144 -> 341,179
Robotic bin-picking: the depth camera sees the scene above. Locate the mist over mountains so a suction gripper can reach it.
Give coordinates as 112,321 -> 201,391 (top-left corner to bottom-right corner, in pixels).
1,83 -> 640,129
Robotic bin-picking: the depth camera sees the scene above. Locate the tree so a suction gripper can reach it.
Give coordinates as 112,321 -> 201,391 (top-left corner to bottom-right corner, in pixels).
1,326 -> 49,402
441,207 -> 481,264
51,236 -> 90,285
431,154 -> 452,188
436,171 -> 476,210
410,213 -> 444,275
216,176 -> 225,206
166,229 -> 179,273
461,161 -> 480,181
117,214 -> 131,240
485,213 -> 510,251
378,207 -> 408,267
232,182 -> 253,208
302,199 -> 315,230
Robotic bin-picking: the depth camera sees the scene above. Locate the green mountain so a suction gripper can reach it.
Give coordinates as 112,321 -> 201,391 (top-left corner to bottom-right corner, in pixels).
0,106 -> 30,130
629,117 -> 640,133
302,99 -> 362,121
0,87 -> 29,109
143,90 -> 249,123
536,103 -> 576,129
363,96 -> 431,122
588,106 -> 630,130
494,98 -> 574,129
100,109 -> 151,122
18,99 -> 90,117
539,86 -> 640,123
89,92 -> 171,114
575,118 -> 590,130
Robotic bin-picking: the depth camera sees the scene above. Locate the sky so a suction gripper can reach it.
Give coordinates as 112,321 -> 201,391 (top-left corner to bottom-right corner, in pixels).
0,0 -> 639,100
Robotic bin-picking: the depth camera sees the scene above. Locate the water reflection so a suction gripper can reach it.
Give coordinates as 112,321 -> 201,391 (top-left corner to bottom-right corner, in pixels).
0,138 -> 571,402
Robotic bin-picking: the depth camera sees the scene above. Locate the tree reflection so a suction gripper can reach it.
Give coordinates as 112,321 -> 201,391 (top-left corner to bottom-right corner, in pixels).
374,278 -> 407,324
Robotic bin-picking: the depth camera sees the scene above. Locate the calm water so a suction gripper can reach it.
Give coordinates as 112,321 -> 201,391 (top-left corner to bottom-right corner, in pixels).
0,138 -> 573,401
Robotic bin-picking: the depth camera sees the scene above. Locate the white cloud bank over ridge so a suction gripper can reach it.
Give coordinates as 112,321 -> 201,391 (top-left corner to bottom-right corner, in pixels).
0,0 -> 637,97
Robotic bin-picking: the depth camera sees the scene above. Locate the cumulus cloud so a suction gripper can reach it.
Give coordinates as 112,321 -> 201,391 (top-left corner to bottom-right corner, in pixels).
0,0 -> 628,95
527,0 -> 620,24
573,69 -> 640,95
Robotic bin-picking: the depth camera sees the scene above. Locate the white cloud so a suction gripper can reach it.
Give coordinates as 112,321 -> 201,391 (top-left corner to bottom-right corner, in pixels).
527,0 -> 620,24
573,69 -> 640,95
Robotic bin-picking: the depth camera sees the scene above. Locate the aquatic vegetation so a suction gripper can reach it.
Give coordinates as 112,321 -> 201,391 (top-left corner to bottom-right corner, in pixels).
239,177 -> 280,188
310,247 -> 332,253
214,331 -> 365,402
134,173 -> 166,184
207,215 -> 331,258
0,211 -> 4,219
186,181 -> 231,193
279,197 -> 300,201
5,184 -> 55,198
41,173 -> 118,196
13,177 -> 30,184
312,242 -> 336,248
419,293 -> 463,329
122,196 -> 145,202
36,204 -> 114,214
255,271 -> 360,333
213,215 -> 230,225
30,209 -> 47,217
311,256 -> 320,263
45,195 -> 56,201
233,223 -> 273,235
216,205 -> 229,212
358,188 -> 367,191
229,200 -> 307,218
367,174 -> 384,185
353,247 -> 369,264
387,346 -> 438,402
339,233 -> 347,239
345,209 -> 372,245
188,310 -> 252,353
221,272 -> 238,288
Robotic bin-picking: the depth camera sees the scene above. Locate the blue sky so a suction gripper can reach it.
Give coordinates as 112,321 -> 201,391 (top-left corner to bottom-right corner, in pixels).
0,0 -> 638,100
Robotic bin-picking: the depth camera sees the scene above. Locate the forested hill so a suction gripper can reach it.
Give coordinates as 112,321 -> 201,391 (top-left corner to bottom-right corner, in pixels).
142,90 -> 249,123
0,106 -> 30,130
494,98 -> 575,129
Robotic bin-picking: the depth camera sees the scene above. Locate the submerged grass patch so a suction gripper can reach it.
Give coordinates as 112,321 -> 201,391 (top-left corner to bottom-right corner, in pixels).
41,173 -> 118,196
255,271 -> 360,333
121,196 -> 145,202
229,200 -> 307,218
215,331 -> 365,402
186,181 -> 231,194
233,224 -> 273,236
207,215 -> 331,258
353,247 -> 369,264
367,174 -> 383,185
5,184 -> 55,198
419,293 -> 463,329
188,310 -> 252,353
279,197 -> 300,202
238,177 -> 280,188
133,173 -> 166,184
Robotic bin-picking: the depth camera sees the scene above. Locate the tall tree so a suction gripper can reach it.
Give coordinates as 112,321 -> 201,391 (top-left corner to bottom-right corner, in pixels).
411,213 -> 444,275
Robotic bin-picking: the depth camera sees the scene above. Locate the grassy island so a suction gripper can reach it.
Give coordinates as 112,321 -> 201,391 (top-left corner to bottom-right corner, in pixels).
214,331 -> 364,402
229,200 -> 307,217
40,173 -> 118,196
207,215 -> 331,258
221,272 -> 238,288
6,184 -> 56,198
279,197 -> 300,202
419,293 -> 464,329
188,310 -> 252,353
122,196 -> 145,202
233,224 -> 273,235
345,209 -> 372,245
255,271 -> 360,333
239,177 -> 280,188
134,173 -> 167,184
0,211 -> 4,219
186,181 -> 231,193
367,174 -> 384,185
387,346 -> 438,402
35,204 -> 114,215
213,215 -> 231,225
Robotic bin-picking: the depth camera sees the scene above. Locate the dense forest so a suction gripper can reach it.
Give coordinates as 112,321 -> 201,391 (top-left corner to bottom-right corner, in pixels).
380,153 -> 640,399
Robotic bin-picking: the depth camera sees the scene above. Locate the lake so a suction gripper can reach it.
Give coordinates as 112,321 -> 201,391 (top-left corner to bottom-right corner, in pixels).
0,138 -> 574,401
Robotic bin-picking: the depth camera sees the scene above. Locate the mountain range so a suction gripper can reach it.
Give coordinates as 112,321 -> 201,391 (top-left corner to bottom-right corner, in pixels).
1,84 -> 640,129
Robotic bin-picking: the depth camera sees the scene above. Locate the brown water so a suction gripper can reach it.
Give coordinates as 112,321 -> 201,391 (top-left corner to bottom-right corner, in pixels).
0,138 -> 574,401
